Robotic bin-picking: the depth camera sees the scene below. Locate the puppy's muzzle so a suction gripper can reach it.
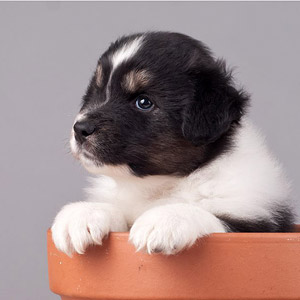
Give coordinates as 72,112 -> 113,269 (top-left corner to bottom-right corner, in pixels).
73,120 -> 95,144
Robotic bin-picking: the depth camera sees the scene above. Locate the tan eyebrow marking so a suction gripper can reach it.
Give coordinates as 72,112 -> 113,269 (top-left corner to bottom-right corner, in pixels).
122,70 -> 151,93
95,64 -> 103,87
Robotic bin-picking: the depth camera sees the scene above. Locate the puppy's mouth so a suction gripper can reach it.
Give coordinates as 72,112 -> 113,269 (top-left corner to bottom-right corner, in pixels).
69,130 -> 132,177
70,131 -> 103,171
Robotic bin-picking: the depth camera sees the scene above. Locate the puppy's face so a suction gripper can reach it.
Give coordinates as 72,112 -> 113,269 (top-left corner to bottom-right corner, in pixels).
70,32 -> 248,177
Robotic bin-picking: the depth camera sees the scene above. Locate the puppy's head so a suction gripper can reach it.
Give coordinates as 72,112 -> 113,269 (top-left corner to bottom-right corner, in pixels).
70,32 -> 248,177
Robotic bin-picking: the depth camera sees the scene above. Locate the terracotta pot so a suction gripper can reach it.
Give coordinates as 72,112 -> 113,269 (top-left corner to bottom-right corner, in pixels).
48,226 -> 300,300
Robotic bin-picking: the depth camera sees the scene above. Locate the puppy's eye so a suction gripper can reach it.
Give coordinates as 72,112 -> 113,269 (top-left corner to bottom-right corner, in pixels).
135,96 -> 153,111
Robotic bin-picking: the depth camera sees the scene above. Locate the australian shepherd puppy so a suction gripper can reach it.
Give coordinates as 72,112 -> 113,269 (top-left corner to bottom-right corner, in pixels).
52,31 -> 294,256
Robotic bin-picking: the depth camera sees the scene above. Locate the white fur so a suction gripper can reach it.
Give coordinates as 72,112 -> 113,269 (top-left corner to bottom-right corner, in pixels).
111,36 -> 144,70
51,202 -> 127,256
69,131 -> 78,156
74,113 -> 86,123
129,204 -> 226,254
70,112 -> 87,156
52,118 -> 291,255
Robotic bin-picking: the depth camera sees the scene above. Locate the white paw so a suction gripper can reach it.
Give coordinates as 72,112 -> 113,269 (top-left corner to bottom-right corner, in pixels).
129,204 -> 226,255
51,202 -> 127,256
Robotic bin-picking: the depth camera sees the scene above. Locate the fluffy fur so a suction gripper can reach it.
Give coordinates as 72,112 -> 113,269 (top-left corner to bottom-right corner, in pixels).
52,31 -> 294,256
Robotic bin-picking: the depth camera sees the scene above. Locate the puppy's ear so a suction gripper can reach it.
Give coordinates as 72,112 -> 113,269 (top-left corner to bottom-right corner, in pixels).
182,60 -> 248,145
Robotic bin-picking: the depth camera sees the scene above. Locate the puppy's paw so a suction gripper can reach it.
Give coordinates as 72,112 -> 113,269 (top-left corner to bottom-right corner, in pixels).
129,204 -> 226,255
51,202 -> 127,256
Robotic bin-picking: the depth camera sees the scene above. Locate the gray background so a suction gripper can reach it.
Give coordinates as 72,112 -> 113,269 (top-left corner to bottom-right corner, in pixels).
0,2 -> 299,299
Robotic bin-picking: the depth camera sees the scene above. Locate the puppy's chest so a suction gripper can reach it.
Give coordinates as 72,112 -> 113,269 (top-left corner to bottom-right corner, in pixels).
91,170 -> 227,225
115,181 -> 176,224
93,176 -> 179,221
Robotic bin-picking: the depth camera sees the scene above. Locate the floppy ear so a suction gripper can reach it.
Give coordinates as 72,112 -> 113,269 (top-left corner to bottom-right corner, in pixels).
182,60 -> 248,145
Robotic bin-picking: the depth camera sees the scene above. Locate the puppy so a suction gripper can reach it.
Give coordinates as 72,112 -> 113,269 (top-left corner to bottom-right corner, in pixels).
52,31 -> 294,256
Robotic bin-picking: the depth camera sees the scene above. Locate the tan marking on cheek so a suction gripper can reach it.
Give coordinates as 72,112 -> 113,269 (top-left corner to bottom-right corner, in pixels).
122,70 -> 151,93
96,64 -> 103,87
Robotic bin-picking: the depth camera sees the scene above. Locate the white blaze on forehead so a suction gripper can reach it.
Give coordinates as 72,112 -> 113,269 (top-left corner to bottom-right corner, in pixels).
111,36 -> 144,70
106,36 -> 144,101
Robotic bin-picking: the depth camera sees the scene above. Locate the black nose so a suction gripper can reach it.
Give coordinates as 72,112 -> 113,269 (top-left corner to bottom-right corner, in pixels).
73,121 -> 95,143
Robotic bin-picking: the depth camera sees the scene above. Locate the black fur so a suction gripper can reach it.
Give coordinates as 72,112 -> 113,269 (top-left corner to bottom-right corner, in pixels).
219,206 -> 295,232
78,31 -> 249,177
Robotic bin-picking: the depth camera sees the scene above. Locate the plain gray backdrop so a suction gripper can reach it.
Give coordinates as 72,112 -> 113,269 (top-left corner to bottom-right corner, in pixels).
0,2 -> 299,299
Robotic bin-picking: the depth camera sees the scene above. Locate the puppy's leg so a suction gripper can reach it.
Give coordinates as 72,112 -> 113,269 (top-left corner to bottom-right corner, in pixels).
51,202 -> 128,256
129,203 -> 226,255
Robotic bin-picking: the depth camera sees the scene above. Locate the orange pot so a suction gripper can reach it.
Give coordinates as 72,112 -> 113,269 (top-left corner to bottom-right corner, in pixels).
48,226 -> 300,300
